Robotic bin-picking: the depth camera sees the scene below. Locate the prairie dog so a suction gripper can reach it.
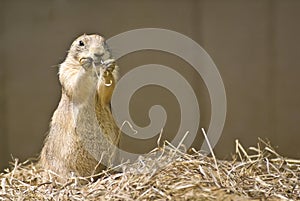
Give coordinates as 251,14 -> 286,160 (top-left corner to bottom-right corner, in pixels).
39,34 -> 119,179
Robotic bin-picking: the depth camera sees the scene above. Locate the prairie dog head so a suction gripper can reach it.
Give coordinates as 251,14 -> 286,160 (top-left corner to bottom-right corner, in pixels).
66,34 -> 114,72
59,34 -> 118,99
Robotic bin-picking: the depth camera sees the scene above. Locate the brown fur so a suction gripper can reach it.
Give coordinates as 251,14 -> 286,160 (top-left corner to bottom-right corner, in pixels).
39,34 -> 119,180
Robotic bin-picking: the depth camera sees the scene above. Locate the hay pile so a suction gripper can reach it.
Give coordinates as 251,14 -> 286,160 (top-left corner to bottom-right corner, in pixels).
0,136 -> 299,200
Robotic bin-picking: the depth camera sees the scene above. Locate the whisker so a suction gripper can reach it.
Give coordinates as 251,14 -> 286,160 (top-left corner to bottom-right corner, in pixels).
50,64 -> 60,69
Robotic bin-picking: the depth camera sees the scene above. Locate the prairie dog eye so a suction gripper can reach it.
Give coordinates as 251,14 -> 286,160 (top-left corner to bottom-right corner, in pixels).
79,40 -> 85,46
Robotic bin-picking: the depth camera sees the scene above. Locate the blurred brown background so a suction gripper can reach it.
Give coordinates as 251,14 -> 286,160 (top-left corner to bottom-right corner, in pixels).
1,0 -> 300,169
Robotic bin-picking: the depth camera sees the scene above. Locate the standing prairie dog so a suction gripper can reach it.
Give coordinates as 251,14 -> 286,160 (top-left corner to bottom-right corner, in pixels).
39,34 -> 120,179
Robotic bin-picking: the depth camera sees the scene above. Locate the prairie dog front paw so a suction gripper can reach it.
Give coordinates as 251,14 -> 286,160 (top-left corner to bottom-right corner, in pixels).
101,59 -> 116,72
80,57 -> 93,70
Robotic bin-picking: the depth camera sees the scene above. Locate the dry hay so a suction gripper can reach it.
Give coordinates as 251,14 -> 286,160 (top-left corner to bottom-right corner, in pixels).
0,133 -> 299,200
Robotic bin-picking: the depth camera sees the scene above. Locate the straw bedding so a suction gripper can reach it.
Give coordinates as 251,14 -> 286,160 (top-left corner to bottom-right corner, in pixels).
0,137 -> 299,200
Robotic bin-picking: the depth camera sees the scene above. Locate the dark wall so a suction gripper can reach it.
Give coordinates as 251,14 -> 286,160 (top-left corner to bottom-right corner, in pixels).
1,0 -> 300,169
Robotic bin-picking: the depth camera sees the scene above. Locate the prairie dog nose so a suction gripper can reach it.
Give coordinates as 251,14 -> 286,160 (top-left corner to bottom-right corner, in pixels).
94,53 -> 104,58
